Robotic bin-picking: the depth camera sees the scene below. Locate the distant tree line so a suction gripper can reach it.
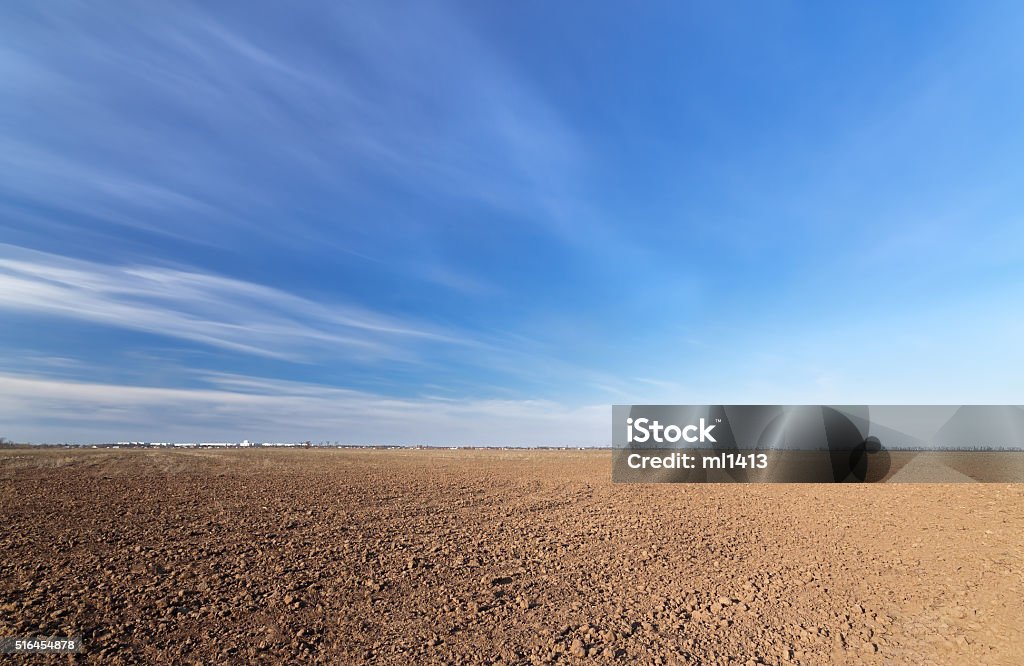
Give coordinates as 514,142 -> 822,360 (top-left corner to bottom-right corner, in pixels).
886,445 -> 1023,452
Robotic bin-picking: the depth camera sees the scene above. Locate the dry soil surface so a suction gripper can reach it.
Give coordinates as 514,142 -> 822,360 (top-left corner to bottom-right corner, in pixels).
0,448 -> 1022,665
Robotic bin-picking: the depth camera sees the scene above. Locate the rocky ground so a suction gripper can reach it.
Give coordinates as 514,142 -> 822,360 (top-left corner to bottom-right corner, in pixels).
0,448 -> 1021,664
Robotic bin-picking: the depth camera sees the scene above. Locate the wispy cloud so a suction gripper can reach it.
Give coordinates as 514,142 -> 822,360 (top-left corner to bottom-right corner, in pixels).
0,371 -> 607,445
0,244 -> 466,362
0,3 -> 602,256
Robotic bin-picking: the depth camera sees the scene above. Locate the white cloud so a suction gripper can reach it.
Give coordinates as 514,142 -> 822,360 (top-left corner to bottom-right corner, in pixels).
0,244 -> 467,361
0,4 -> 594,245
0,371 -> 608,445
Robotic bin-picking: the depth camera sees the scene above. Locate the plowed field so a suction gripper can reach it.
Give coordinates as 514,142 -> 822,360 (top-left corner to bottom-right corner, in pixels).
1,448 -> 1021,664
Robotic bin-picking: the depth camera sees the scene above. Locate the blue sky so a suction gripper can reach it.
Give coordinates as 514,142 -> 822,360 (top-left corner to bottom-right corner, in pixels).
2,2 -> 1023,444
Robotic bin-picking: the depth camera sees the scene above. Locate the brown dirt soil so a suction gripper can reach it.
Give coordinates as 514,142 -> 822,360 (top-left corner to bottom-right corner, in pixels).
1,448 -> 1022,665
